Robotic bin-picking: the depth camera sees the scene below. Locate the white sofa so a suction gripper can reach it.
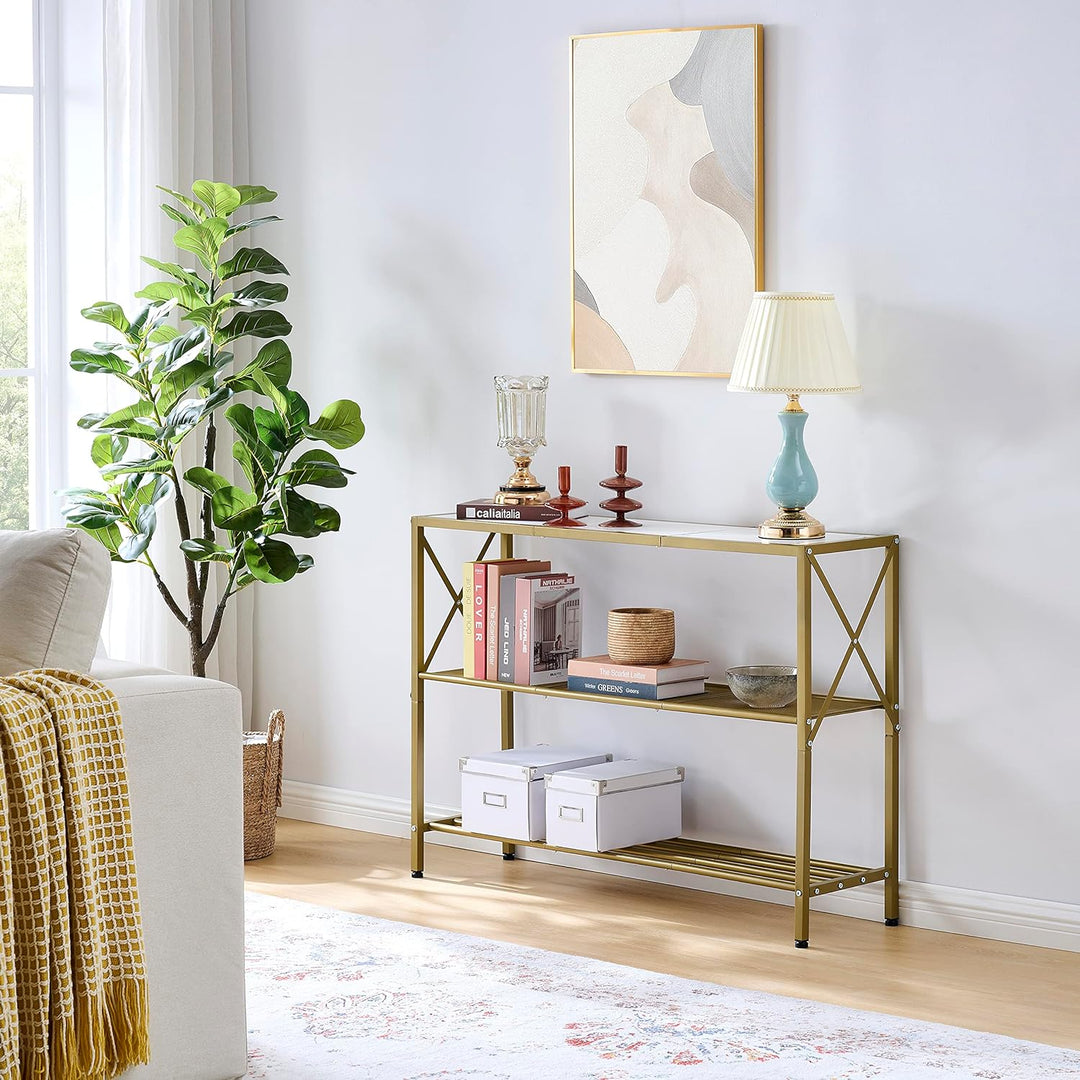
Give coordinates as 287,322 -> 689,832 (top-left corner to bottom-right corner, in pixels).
95,658 -> 248,1080
0,530 -> 247,1079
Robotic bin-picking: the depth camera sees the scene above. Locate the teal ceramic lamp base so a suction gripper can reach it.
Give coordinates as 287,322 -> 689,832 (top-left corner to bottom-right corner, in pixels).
760,396 -> 826,540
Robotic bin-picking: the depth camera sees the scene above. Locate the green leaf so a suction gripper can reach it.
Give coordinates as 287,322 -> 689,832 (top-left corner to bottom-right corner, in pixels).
211,485 -> 262,532
117,529 -> 152,562
286,448 -> 354,488
219,309 -> 292,344
161,203 -> 197,227
157,185 -> 207,219
95,400 -> 157,432
81,301 -> 130,333
232,440 -> 258,494
77,411 -> 109,430
226,402 -> 258,445
158,359 -> 214,414
70,347 -> 131,376
283,389 -> 309,431
231,340 -> 291,391
135,280 -> 204,311
148,324 -> 180,344
131,475 -> 173,509
254,406 -> 289,453
100,457 -> 174,478
314,503 -> 341,532
217,246 -> 288,280
91,434 -> 128,467
243,537 -> 299,583
249,368 -> 291,417
63,504 -> 122,530
180,538 -> 233,563
84,523 -> 124,556
173,217 -> 228,272
141,256 -> 208,295
152,325 -> 209,376
279,489 -> 320,537
304,399 -> 365,449
225,215 -> 282,239
191,180 -> 242,218
233,280 -> 289,307
235,184 -> 278,206
296,553 -> 314,573
184,467 -> 232,497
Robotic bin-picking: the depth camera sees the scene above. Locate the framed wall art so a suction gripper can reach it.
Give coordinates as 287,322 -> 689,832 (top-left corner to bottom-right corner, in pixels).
571,25 -> 764,377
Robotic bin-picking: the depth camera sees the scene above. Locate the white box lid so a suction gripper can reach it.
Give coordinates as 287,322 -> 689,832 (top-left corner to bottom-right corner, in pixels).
460,745 -> 612,782
544,758 -> 685,795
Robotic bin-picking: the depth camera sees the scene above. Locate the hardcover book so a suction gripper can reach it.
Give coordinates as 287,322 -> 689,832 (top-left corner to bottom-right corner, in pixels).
567,655 -> 710,685
566,675 -> 706,701
462,563 -> 475,678
515,574 -> 582,686
494,561 -> 552,682
457,500 -> 568,522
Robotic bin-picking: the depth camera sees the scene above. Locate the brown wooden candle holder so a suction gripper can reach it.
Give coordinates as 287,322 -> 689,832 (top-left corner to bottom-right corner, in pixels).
599,444 -> 643,527
545,465 -> 587,527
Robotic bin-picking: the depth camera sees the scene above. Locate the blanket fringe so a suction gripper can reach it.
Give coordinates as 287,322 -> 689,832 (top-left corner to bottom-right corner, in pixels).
48,979 -> 150,1080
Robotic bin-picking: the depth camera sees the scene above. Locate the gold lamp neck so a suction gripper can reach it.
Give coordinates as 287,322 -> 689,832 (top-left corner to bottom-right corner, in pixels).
783,393 -> 805,413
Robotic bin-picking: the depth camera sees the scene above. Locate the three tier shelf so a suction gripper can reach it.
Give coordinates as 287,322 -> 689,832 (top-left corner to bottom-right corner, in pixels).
410,513 -> 900,947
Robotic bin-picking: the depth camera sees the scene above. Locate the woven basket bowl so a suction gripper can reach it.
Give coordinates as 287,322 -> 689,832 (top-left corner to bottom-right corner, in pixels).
607,607 -> 675,665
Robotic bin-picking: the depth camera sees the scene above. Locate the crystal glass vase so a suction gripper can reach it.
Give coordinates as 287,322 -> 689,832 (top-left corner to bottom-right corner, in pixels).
494,375 -> 549,505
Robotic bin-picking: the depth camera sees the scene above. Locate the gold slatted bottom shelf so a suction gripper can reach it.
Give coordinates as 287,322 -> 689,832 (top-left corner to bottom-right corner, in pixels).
426,817 -> 886,897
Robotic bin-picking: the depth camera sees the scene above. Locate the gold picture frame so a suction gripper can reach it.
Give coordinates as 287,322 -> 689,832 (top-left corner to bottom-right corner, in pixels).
570,25 -> 764,377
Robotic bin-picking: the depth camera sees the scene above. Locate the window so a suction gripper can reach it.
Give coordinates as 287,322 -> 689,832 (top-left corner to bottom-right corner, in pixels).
0,0 -> 53,530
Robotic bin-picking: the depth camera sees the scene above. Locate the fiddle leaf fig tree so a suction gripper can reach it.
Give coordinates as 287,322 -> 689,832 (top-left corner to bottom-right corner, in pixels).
62,181 -> 364,676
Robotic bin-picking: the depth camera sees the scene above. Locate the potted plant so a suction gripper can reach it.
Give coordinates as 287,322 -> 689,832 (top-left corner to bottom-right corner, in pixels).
62,180 -> 363,676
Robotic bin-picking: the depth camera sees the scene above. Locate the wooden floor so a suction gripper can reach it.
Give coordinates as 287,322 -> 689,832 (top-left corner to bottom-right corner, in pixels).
246,819 -> 1080,1052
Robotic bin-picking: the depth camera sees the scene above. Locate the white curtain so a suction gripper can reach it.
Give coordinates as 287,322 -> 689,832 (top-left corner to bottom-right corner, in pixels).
98,0 -> 252,707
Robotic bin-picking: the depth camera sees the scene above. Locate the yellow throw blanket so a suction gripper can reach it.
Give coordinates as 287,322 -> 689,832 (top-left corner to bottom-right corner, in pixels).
0,670 -> 149,1080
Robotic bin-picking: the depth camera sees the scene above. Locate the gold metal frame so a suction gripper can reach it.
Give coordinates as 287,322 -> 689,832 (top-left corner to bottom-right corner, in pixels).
569,24 -> 765,378
410,514 -> 900,947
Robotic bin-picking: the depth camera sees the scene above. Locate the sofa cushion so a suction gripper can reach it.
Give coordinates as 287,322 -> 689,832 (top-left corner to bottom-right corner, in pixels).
0,529 -> 112,676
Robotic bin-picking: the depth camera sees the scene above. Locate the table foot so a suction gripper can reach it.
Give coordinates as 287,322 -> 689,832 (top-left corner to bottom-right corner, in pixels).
502,853 -> 516,861
794,939 -> 809,949
884,917 -> 899,926
411,870 -> 423,879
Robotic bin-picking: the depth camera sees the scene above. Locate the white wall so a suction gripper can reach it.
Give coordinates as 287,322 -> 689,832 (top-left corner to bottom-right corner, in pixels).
246,0 -> 1080,909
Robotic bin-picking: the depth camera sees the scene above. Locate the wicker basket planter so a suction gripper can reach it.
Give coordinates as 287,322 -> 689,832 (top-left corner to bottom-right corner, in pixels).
607,608 -> 676,665
243,710 -> 285,861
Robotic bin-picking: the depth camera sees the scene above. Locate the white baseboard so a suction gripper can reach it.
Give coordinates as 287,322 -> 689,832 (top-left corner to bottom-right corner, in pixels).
279,780 -> 1080,953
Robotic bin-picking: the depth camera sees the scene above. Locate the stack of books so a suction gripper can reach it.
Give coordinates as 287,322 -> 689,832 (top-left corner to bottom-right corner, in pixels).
463,559 -> 583,686
566,656 -> 710,700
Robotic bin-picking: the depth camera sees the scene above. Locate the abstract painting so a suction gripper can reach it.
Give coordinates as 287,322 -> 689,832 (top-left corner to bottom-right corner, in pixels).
571,26 -> 763,377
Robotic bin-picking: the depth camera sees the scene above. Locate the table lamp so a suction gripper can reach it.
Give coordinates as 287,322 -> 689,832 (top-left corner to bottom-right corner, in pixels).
728,293 -> 860,539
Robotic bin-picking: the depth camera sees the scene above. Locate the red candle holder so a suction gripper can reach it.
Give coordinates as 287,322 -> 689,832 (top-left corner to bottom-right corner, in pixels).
599,445 -> 643,527
545,465 -> 587,527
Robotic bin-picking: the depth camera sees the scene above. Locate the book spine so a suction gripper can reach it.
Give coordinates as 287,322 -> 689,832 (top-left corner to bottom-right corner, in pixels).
473,564 -> 487,680
486,568 -> 504,680
457,503 -> 562,521
462,564 -> 474,678
567,675 -> 660,700
568,662 -> 660,684
515,577 -> 532,685
498,575 -> 517,683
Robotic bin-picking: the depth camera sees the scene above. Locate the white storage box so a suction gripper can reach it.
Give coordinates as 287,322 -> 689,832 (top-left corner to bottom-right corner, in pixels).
460,746 -> 612,842
545,759 -> 685,852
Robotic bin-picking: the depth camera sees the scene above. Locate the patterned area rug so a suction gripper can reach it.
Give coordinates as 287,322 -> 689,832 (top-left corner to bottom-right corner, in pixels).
244,891 -> 1080,1079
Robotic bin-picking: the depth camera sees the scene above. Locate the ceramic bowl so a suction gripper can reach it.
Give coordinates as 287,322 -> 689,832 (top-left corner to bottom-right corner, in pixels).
726,665 -> 798,709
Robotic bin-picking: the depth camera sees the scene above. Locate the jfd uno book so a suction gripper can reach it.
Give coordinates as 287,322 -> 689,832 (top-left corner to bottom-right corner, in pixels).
514,573 -> 582,686
494,562 -> 552,682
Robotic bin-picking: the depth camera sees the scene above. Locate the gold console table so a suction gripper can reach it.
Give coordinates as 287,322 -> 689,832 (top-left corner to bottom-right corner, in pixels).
409,514 -> 900,948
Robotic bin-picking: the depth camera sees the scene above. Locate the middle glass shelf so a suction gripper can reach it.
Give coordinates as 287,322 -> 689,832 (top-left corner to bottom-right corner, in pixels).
419,669 -> 880,725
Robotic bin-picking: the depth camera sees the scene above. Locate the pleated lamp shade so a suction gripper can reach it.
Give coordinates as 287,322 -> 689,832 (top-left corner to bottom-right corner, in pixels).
729,293 -> 860,393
